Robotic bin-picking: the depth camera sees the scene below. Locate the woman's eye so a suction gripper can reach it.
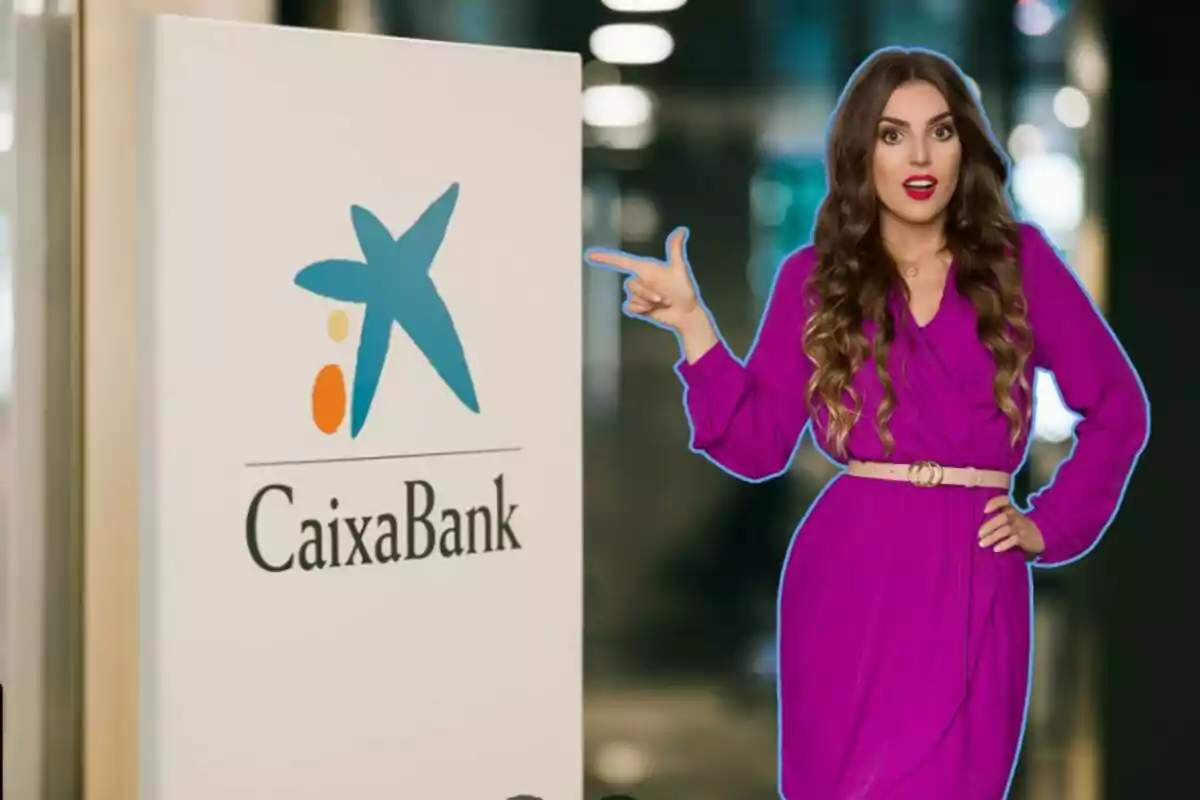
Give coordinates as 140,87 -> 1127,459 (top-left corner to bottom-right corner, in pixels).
880,128 -> 901,144
933,124 -> 956,140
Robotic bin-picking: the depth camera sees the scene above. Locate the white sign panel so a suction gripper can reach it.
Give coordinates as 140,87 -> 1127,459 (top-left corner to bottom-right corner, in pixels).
137,16 -> 582,799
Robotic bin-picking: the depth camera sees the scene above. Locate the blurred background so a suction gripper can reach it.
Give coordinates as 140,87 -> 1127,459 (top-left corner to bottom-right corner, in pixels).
1,0 -> 1194,798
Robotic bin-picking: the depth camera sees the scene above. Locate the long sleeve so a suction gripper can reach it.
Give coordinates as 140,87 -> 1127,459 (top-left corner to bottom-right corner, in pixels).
1019,224 -> 1151,567
674,247 -> 817,481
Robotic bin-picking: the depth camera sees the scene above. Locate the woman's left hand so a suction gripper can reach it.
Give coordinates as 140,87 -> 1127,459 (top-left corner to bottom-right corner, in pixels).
979,495 -> 1045,558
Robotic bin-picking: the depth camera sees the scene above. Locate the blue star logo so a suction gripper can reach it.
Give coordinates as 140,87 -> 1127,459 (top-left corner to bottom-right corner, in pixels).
294,182 -> 479,438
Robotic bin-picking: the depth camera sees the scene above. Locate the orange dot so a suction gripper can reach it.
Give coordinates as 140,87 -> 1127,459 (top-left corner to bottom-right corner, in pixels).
311,364 -> 346,434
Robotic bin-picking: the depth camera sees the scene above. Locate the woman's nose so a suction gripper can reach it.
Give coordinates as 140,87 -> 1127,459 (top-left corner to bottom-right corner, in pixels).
909,142 -> 932,167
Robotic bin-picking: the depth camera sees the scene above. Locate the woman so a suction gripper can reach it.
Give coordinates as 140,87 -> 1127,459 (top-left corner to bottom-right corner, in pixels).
584,48 -> 1149,799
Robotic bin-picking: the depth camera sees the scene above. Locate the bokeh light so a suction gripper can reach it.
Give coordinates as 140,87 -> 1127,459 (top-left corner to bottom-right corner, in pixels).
1033,370 -> 1079,443
1015,0 -> 1056,36
1053,86 -> 1091,128
601,0 -> 688,11
1007,123 -> 1048,162
589,23 -> 675,66
1069,39 -> 1109,95
1013,152 -> 1085,232
583,85 -> 654,128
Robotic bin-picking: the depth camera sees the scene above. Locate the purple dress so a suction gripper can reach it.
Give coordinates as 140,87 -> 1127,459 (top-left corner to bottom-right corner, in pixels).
674,223 -> 1149,799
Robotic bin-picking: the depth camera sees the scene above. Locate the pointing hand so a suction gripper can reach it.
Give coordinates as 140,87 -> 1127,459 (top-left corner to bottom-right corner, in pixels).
584,226 -> 703,333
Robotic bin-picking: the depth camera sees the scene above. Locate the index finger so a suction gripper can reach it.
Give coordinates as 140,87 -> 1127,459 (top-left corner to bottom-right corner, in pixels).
584,247 -> 660,278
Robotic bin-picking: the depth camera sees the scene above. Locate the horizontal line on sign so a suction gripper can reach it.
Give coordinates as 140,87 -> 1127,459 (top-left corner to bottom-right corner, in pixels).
245,446 -> 523,468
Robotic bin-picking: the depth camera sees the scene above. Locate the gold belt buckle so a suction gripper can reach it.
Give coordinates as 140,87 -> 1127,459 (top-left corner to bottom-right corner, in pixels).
907,460 -> 944,488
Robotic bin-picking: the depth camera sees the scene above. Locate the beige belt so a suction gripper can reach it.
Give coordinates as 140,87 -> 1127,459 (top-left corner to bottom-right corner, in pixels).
846,459 -> 1011,489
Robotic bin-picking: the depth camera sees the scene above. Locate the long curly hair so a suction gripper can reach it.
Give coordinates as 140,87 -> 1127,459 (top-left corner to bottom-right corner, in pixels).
803,48 -> 1033,458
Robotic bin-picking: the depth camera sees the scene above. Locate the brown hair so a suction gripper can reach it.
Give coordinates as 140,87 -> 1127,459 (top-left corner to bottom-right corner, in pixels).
802,47 -> 1032,457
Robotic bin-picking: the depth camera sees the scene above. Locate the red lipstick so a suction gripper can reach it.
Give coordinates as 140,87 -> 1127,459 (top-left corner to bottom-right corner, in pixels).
903,174 -> 937,201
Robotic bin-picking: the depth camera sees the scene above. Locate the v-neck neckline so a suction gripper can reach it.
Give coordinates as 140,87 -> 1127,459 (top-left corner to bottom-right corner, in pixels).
905,259 -> 955,331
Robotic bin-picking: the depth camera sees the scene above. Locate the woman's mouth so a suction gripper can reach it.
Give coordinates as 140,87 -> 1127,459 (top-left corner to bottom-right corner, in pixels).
903,175 -> 937,200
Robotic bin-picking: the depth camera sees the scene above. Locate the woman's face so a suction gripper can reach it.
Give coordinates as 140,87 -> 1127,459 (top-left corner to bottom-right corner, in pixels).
871,80 -> 962,227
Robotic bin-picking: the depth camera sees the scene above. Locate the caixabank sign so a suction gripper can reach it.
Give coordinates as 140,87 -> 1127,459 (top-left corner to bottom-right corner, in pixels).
138,16 -> 581,799
244,184 -> 521,575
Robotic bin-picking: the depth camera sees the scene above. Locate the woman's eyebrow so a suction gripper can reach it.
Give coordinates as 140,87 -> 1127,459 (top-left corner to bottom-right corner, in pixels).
878,111 -> 953,128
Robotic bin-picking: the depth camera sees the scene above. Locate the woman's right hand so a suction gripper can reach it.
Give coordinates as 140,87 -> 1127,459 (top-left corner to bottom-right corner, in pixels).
584,226 -> 705,334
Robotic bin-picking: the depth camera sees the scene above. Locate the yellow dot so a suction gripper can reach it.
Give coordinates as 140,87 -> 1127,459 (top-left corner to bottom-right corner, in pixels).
327,310 -> 349,342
